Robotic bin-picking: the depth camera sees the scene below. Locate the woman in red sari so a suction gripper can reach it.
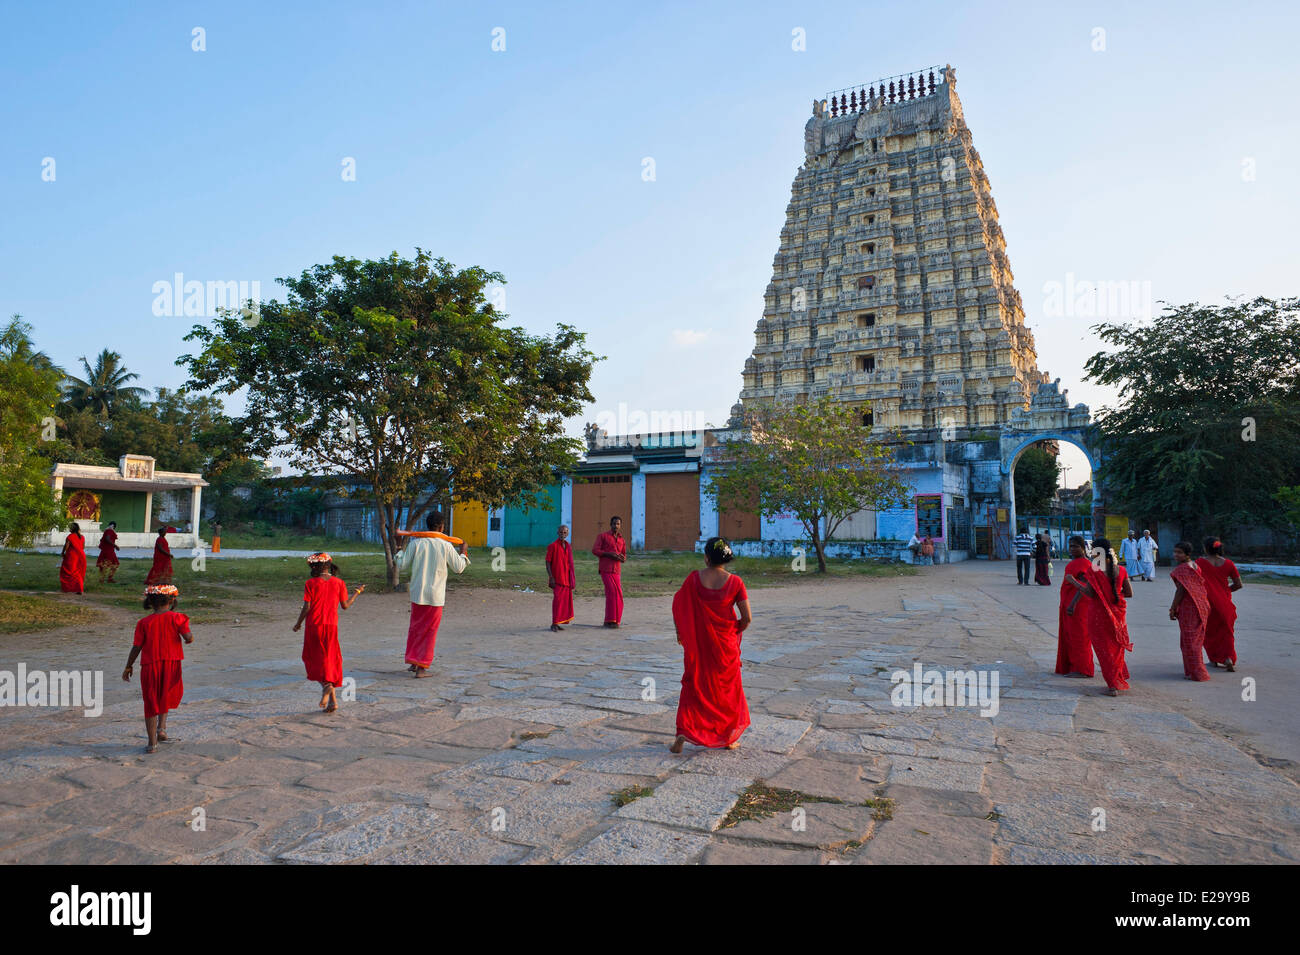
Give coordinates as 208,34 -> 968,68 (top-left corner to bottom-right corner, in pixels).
58,523 -> 87,594
1082,537 -> 1134,695
670,537 -> 752,753
1056,536 -> 1096,677
1169,542 -> 1211,681
1197,536 -> 1242,671
1033,533 -> 1052,585
145,526 -> 174,585
293,554 -> 363,713
96,521 -> 120,584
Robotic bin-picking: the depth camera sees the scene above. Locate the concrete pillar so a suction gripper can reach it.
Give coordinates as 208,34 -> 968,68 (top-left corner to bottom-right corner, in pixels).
630,473 -> 646,550
144,491 -> 153,531
191,486 -> 203,543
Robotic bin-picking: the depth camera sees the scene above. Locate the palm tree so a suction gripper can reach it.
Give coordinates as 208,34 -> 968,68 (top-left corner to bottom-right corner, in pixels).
62,349 -> 147,419
1,314 -> 62,374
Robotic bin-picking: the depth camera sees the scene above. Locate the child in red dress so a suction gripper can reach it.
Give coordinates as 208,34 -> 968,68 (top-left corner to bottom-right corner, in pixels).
121,584 -> 192,753
293,553 -> 363,713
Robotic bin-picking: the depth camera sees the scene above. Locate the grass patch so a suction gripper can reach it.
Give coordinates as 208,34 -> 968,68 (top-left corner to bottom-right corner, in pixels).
611,784 -> 654,807
212,523 -> 384,554
720,782 -> 895,828
1241,572 -> 1300,588
0,591 -> 105,634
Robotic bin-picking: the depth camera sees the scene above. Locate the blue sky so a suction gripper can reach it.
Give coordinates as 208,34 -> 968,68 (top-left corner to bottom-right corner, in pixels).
4,0 -> 1297,484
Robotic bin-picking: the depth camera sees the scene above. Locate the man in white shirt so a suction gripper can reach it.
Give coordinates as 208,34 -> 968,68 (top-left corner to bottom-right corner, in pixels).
397,510 -> 470,677
1137,529 -> 1158,581
1119,532 -> 1140,577
907,532 -> 922,565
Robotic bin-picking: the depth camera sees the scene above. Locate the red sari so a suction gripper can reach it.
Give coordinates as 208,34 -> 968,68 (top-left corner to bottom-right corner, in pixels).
1055,557 -> 1095,676
59,534 -> 86,593
134,611 -> 189,717
672,571 -> 750,748
1196,557 -> 1238,666
1086,564 -> 1133,691
302,575 -> 347,685
546,539 -> 576,626
1171,562 -> 1211,681
145,536 -> 173,584
96,528 -> 119,570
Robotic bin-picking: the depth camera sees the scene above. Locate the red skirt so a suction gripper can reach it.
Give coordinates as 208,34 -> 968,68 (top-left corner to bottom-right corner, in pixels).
405,604 -> 443,667
552,585 -> 574,626
59,551 -> 86,593
140,661 -> 184,718
302,622 -> 343,685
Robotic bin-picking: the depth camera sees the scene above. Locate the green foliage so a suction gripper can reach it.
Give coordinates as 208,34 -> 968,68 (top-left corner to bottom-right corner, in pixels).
179,250 -> 599,584
705,397 -> 913,572
1014,445 -> 1059,514
1274,486 -> 1300,530
1084,297 -> 1300,540
0,318 -> 67,546
61,349 -> 147,419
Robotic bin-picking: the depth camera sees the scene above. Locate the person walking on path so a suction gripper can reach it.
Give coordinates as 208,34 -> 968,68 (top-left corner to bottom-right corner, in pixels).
1033,532 -> 1052,586
145,526 -> 174,585
293,553 -> 363,712
1014,527 -> 1035,585
58,523 -> 86,594
122,583 -> 192,754
592,516 -> 627,628
1137,529 -> 1159,581
1119,531 -> 1139,576
397,511 -> 470,677
670,538 -> 752,753
96,521 -> 120,584
1169,542 -> 1211,682
545,525 -> 576,631
1196,536 -> 1242,671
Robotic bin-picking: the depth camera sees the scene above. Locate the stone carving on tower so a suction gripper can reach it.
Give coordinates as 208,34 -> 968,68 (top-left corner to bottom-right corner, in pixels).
738,65 -> 1043,434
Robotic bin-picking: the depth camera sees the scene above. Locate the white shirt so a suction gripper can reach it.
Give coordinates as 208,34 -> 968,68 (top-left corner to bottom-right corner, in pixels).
397,537 -> 470,606
1137,537 -> 1157,561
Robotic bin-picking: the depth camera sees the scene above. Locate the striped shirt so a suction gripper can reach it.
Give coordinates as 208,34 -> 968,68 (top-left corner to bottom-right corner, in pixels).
1014,533 -> 1035,557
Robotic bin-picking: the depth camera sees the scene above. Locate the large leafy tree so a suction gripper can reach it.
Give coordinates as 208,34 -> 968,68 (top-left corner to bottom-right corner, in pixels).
1013,444 -> 1060,514
62,349 -> 147,419
180,250 -> 598,585
0,318 -> 67,546
1084,296 -> 1300,540
705,397 -> 913,573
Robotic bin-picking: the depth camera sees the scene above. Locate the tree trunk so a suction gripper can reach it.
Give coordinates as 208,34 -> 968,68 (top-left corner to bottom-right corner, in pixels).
378,502 -> 400,588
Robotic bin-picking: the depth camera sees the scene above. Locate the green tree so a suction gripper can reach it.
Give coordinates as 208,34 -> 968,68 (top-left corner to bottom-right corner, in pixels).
1274,486 -> 1300,531
1014,444 -> 1060,514
0,318 -> 67,546
62,349 -> 147,419
1084,296 -> 1300,540
704,398 -> 913,573
179,250 -> 598,586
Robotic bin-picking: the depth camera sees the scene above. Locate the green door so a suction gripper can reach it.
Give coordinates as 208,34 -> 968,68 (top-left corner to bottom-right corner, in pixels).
504,484 -> 561,548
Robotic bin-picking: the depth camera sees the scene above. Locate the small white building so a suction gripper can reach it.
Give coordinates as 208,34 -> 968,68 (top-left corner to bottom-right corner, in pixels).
40,454 -> 208,550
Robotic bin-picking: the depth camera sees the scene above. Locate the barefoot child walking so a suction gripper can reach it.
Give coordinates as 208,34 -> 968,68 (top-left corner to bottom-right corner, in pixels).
121,584 -> 192,754
293,553 -> 363,712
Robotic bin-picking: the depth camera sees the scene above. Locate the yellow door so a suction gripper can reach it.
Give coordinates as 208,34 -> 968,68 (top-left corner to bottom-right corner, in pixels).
451,500 -> 488,547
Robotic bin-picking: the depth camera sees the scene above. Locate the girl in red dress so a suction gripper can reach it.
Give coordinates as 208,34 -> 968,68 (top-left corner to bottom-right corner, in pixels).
58,523 -> 87,594
145,526 -> 174,584
121,584 -> 192,753
1169,542 -> 1212,681
670,537 -> 752,753
1196,536 -> 1242,671
96,521 -> 120,584
293,553 -> 364,713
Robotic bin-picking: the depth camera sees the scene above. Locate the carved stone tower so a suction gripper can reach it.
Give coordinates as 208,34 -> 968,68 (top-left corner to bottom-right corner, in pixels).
737,66 -> 1042,432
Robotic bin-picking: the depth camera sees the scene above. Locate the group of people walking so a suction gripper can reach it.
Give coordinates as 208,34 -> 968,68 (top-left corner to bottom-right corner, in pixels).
58,522 -> 177,594
1055,535 -> 1243,695
115,509 -> 752,757
1013,529 -> 1058,586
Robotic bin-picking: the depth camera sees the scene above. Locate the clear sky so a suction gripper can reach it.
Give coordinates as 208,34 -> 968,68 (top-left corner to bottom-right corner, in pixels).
4,0 -> 1297,486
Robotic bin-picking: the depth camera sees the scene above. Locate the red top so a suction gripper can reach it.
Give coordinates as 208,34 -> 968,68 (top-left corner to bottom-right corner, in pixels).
1197,557 -> 1238,583
99,528 -> 118,554
133,611 -> 190,664
593,532 -> 626,575
303,576 -> 348,631
545,540 -> 576,588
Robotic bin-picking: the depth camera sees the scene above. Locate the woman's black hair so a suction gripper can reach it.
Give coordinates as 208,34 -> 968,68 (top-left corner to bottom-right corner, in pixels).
1174,540 -> 1193,556
1093,537 -> 1120,604
1068,535 -> 1086,548
704,537 -> 734,566
310,561 -> 339,577
68,522 -> 80,535
142,594 -> 176,611
1203,536 -> 1224,556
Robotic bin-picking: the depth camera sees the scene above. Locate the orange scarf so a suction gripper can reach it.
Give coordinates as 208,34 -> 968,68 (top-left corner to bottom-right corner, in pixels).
395,529 -> 465,546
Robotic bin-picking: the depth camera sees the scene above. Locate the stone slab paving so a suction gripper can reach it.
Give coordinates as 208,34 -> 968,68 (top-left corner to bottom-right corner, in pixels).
1,562 -> 1298,863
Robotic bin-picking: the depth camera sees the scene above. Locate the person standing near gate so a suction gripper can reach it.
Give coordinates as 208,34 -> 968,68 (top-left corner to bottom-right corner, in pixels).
1119,531 -> 1140,576
1014,526 -> 1035,585
1137,529 -> 1159,581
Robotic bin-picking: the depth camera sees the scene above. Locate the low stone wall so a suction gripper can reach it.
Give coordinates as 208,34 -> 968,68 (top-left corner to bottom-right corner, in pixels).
696,539 -> 913,562
1235,562 -> 1300,578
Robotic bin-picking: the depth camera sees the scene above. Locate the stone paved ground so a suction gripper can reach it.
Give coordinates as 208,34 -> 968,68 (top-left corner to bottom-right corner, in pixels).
2,561 -> 1298,864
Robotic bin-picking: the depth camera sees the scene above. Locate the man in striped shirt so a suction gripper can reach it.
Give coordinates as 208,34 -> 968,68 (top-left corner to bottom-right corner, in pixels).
1014,527 -> 1035,585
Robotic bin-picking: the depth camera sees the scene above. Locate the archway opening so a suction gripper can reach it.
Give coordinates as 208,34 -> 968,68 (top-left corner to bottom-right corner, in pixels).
1010,438 -> 1095,557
